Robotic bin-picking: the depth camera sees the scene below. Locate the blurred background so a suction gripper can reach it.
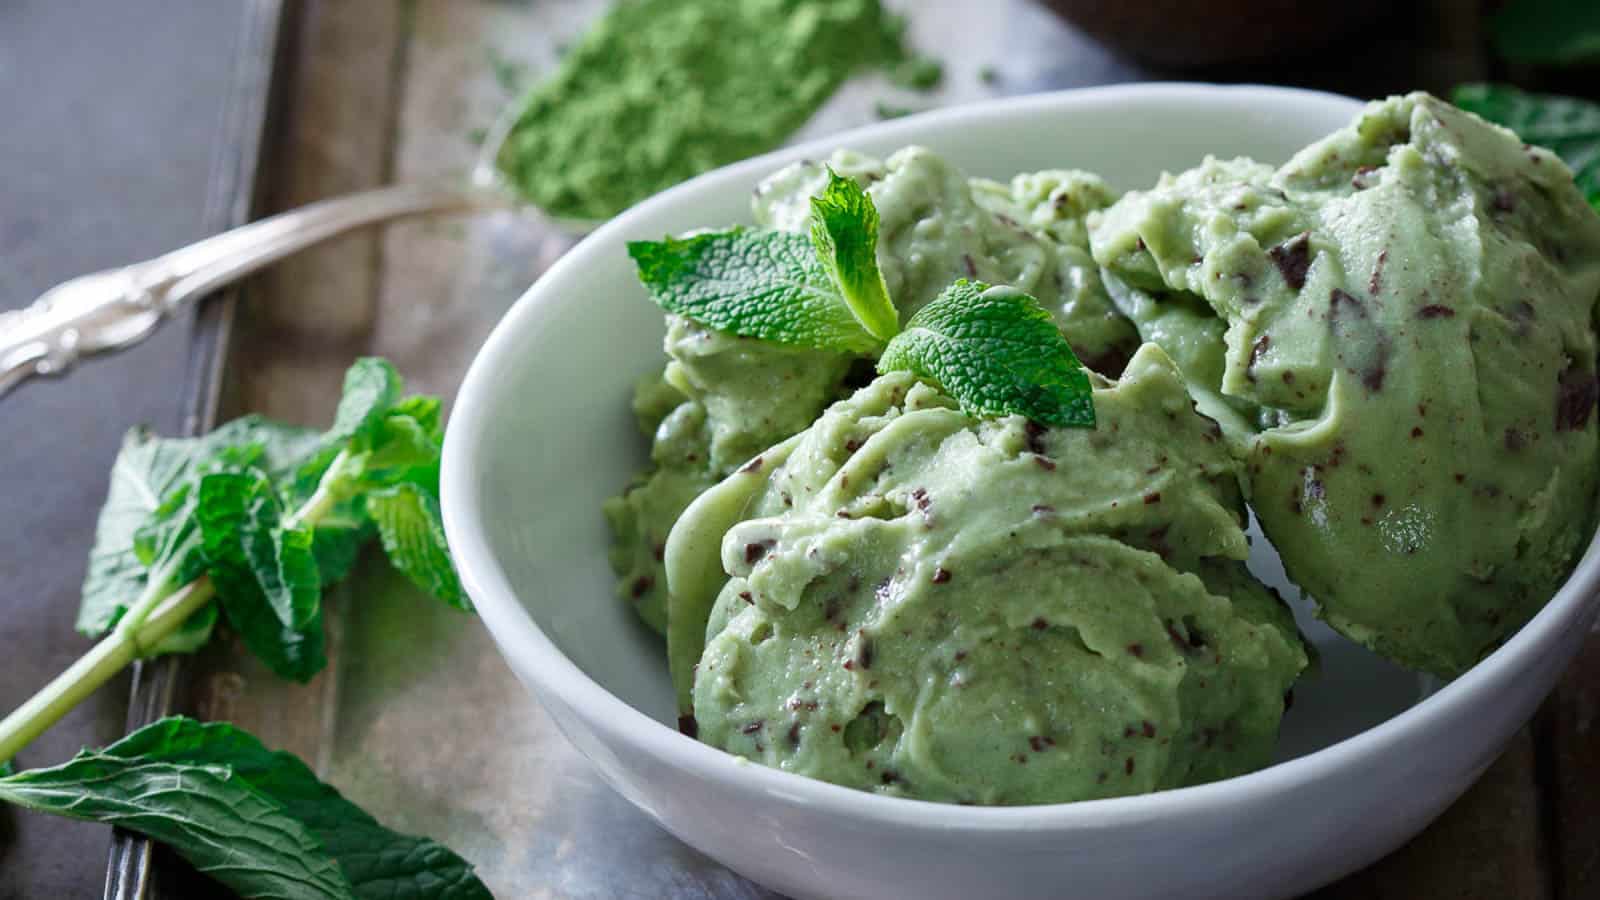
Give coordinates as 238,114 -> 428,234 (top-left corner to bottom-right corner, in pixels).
2,1 -> 1596,898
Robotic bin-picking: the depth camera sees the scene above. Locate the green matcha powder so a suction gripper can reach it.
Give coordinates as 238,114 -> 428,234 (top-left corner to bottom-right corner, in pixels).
495,0 -> 909,221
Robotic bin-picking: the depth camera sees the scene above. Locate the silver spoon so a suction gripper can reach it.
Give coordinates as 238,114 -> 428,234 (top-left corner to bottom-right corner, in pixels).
0,102 -> 556,398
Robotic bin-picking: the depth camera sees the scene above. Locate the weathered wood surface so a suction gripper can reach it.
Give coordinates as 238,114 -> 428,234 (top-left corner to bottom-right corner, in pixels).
204,0 -> 1593,897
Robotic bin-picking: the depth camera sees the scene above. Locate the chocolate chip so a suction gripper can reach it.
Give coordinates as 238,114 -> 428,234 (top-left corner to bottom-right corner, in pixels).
1247,334 -> 1270,381
1024,420 -> 1048,455
1556,363 -> 1598,432
1268,231 -> 1312,290
855,633 -> 874,671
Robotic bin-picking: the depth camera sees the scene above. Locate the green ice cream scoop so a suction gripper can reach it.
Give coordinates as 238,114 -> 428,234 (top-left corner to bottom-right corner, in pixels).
608,147 -> 1138,635
1090,92 -> 1600,677
666,346 -> 1308,804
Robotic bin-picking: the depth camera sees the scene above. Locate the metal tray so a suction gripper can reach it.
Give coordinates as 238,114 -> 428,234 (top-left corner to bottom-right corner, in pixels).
129,2 -> 1562,897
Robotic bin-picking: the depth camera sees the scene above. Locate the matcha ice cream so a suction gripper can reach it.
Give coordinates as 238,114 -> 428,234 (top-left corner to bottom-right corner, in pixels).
603,90 -> 1600,806
608,148 -> 1131,632
666,347 -> 1308,804
1090,93 -> 1600,676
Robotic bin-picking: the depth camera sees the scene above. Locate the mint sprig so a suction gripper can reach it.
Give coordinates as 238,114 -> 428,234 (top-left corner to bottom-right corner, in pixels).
629,174 -> 1095,426
880,280 -> 1095,427
0,359 -> 488,900
809,168 -> 899,342
0,358 -> 466,763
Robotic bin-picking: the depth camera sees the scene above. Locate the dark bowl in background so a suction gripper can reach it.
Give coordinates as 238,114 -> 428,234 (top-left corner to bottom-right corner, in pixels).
1041,0 -> 1401,68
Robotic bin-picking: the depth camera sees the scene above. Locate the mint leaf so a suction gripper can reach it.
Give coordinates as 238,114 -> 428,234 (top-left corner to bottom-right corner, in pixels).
79,428 -> 202,636
879,280 -> 1095,427
1455,84 -> 1600,210
367,483 -> 468,610
103,718 -> 491,900
0,744 -> 352,900
809,168 -> 899,342
309,515 -> 373,587
328,358 -> 404,448
1489,0 -> 1600,66
0,718 -> 494,900
199,469 -> 327,682
79,419 -> 320,639
294,358 -> 405,497
628,228 -> 882,353
363,412 -> 444,485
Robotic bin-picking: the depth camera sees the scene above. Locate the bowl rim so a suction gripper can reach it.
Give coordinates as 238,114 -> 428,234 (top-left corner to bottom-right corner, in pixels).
441,81 -> 1600,830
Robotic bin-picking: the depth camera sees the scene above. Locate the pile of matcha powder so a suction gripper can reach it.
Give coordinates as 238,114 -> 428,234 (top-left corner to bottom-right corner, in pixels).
495,0 -> 913,221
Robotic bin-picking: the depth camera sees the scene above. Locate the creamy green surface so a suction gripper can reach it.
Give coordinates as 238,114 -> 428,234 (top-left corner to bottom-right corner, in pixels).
608,148 -> 1130,632
1090,93 -> 1600,676
669,349 -> 1307,805
495,0 -> 904,221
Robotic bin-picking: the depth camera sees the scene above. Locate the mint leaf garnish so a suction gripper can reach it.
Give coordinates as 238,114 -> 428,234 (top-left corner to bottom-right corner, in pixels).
1454,84 -> 1600,211
879,280 -> 1095,427
0,717 -> 492,900
628,229 -> 882,353
809,168 -> 899,342
629,186 -> 1094,426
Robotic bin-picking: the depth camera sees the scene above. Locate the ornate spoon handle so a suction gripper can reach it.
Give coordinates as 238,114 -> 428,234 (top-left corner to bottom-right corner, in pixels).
0,180 -> 513,399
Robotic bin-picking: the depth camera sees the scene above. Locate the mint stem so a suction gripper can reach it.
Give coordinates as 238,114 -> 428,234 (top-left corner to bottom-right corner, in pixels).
284,448 -> 350,532
0,459 -> 349,767
0,578 -> 214,766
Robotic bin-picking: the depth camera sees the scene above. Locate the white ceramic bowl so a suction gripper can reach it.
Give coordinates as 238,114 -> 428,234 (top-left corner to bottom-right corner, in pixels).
441,84 -> 1600,900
